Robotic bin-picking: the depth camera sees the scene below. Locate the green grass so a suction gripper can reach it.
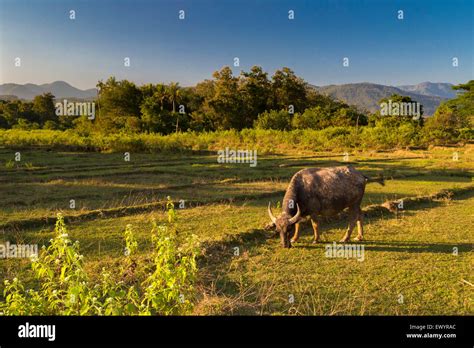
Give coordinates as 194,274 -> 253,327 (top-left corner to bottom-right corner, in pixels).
0,144 -> 473,315
200,193 -> 473,315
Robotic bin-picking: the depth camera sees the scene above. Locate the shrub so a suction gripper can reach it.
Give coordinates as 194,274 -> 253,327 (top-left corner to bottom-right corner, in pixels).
0,202 -> 199,316
12,118 -> 40,130
292,106 -> 330,129
43,120 -> 58,130
254,110 -> 292,130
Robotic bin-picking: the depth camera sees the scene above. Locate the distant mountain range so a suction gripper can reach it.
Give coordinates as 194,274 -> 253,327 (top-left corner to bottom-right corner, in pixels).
0,81 -> 97,100
1,80 -> 456,116
397,82 -> 456,99
312,82 -> 456,115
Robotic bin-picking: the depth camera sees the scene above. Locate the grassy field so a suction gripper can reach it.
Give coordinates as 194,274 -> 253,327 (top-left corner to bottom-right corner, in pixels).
0,145 -> 473,315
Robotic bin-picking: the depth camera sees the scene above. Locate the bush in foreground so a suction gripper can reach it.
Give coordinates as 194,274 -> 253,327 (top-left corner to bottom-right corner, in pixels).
0,200 -> 199,315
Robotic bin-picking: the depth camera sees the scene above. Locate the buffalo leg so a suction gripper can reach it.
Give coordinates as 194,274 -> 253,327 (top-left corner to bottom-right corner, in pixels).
340,207 -> 358,243
311,216 -> 320,243
354,211 -> 364,241
290,223 -> 301,243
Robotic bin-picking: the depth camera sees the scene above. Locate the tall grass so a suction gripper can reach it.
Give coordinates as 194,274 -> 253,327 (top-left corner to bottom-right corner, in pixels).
0,125 -> 451,154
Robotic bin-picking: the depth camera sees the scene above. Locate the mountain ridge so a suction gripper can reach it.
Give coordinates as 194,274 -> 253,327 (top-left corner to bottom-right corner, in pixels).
0,81 -> 97,100
396,82 -> 456,99
311,82 -> 451,115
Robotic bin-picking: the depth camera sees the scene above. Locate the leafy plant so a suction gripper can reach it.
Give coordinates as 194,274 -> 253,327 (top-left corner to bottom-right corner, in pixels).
5,160 -> 15,169
166,196 -> 176,223
0,203 -> 199,316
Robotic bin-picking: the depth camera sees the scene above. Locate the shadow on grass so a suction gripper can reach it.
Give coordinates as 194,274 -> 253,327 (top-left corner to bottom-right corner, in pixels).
394,175 -> 472,182
364,241 -> 472,253
295,240 -> 472,254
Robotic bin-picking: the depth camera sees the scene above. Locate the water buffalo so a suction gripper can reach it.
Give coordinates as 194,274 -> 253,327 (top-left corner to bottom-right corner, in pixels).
267,165 -> 384,248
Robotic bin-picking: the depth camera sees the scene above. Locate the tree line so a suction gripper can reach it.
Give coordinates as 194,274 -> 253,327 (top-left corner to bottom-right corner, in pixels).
0,66 -> 365,133
0,66 -> 472,144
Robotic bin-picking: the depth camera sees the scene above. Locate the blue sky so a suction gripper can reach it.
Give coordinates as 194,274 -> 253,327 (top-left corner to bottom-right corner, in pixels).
1,0 -> 472,89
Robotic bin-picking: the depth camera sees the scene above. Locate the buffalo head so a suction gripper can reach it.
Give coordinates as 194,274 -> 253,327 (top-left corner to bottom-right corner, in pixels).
267,202 -> 301,248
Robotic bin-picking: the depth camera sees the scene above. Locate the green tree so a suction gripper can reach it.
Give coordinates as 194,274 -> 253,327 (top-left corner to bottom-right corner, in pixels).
448,80 -> 474,125
422,81 -> 473,144
239,66 -> 272,126
140,94 -> 175,134
140,83 -> 156,99
154,84 -> 168,111
190,80 -> 216,131
207,67 -> 242,129
97,77 -> 142,117
96,77 -> 143,132
271,67 -> 307,113
32,93 -> 56,125
1,100 -> 21,126
167,82 -> 182,132
167,82 -> 180,113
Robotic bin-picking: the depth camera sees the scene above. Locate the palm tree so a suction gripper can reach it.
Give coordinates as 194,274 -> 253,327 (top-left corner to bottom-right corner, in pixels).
167,82 -> 181,132
154,84 -> 167,111
167,82 -> 180,113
